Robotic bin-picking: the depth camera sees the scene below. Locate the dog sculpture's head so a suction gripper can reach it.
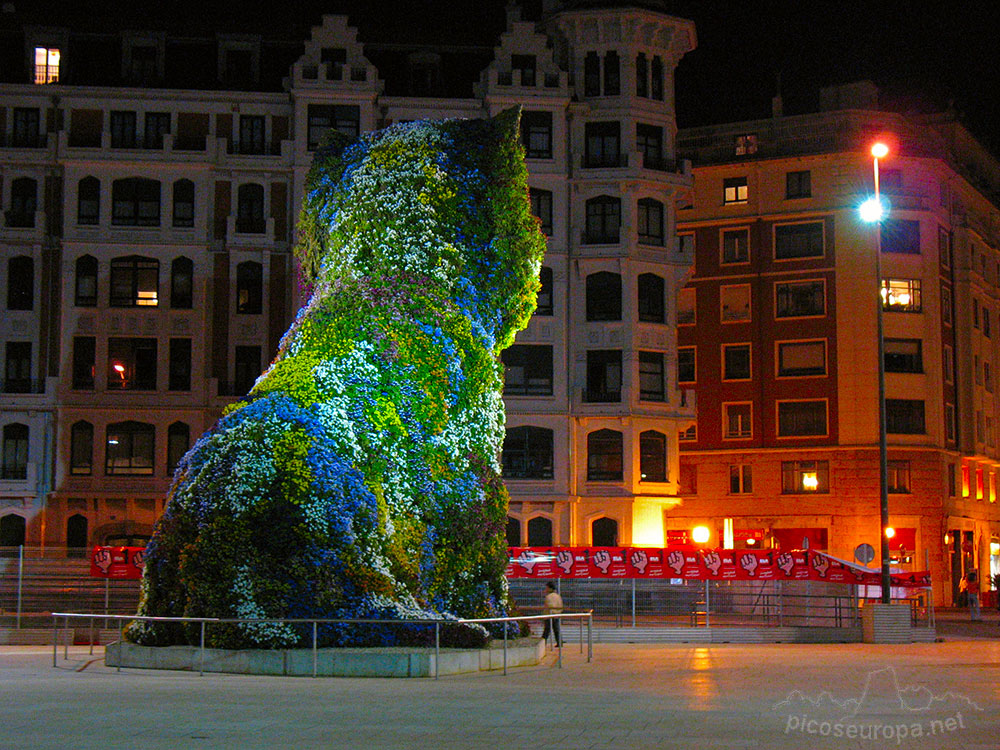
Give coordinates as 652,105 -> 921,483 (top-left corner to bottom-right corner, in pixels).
296,107 -> 545,350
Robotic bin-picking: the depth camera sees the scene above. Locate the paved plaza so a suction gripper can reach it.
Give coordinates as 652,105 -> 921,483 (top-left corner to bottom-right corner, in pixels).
4,623 -> 1000,749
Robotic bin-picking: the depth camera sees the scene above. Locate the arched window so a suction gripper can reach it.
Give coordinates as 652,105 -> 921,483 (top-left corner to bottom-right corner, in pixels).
592,517 -> 618,547
7,256 -> 34,310
110,255 -> 158,307
587,429 -> 622,482
0,514 -> 26,546
70,420 -> 93,475
67,514 -> 89,550
236,183 -> 265,234
112,177 -> 161,226
506,517 -> 521,547
651,55 -> 664,100
637,198 -> 664,246
584,195 -> 620,244
167,421 -> 190,474
77,176 -> 100,225
7,177 -> 37,228
502,426 -> 554,479
105,421 -> 154,475
170,257 -> 193,309
603,51 -> 620,95
527,516 -> 553,547
1,423 -> 29,479
640,430 -> 667,482
635,53 -> 648,97
172,179 -> 194,228
584,52 -> 600,96
535,266 -> 553,316
637,273 -> 665,323
75,255 -> 98,307
236,261 -> 263,314
586,271 -> 622,321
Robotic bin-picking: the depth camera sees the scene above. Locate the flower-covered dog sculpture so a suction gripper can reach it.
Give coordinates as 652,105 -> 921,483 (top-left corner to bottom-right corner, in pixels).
130,109 -> 545,648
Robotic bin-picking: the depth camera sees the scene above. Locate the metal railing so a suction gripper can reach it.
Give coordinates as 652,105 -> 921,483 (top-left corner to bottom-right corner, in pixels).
51,611 -> 593,678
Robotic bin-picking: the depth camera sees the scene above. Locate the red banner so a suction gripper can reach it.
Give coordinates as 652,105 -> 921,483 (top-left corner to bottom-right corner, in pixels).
90,546 -> 146,580
506,547 -> 931,589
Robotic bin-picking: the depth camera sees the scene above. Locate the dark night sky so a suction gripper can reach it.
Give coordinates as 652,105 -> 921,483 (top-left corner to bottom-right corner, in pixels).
17,0 -> 1000,154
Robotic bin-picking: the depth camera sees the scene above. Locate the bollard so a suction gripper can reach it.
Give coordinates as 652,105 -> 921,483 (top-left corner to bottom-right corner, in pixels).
579,615 -> 583,654
503,623 -> 508,676
89,616 -> 94,656
587,613 -> 593,663
16,545 -> 23,630
557,616 -> 562,669
434,622 -> 440,680
117,618 -> 123,672
199,621 -> 205,677
64,615 -> 69,660
312,621 -> 318,678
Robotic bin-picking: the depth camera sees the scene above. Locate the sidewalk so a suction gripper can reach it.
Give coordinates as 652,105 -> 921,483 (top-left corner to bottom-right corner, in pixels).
933,606 -> 1000,641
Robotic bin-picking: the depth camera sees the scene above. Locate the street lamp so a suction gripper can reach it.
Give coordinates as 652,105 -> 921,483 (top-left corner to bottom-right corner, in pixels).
859,140 -> 892,604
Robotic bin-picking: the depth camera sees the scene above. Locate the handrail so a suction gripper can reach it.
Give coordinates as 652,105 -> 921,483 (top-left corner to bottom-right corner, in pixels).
50,610 -> 594,678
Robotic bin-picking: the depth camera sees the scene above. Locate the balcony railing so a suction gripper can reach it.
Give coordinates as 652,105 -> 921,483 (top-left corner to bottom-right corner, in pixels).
1,133 -> 48,148
0,378 -> 46,394
504,380 -> 553,397
4,211 -> 35,229
583,388 -> 621,403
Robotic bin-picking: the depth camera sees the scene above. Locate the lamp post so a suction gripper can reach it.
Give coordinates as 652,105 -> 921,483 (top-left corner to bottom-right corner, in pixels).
860,141 -> 892,604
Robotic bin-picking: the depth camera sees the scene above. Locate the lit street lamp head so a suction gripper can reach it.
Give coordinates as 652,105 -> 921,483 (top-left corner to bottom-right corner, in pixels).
859,196 -> 885,223
871,142 -> 889,159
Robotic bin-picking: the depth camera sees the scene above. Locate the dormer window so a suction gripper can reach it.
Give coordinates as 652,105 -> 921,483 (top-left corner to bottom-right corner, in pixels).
321,47 -> 347,80
218,37 -> 260,89
511,54 -> 536,86
34,47 -> 60,84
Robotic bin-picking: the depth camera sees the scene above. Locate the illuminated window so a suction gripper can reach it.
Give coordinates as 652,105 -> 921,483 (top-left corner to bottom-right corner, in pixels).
781,460 -> 829,494
977,468 -> 984,500
735,133 -> 757,156
105,422 -> 154,476
962,464 -> 970,497
109,256 -> 158,307
723,177 -> 748,205
107,338 -> 157,390
881,278 -> 921,312
34,47 -> 60,84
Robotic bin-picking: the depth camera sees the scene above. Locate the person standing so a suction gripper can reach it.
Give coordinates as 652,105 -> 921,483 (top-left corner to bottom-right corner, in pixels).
966,570 -> 982,621
541,581 -> 563,647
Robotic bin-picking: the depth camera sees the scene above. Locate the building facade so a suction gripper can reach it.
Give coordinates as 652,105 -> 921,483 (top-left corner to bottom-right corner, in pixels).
675,83 -> 1000,603
0,4 -> 696,554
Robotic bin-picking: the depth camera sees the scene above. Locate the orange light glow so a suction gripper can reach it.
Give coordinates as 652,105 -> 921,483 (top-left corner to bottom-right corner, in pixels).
871,142 -> 889,159
885,527 -> 896,539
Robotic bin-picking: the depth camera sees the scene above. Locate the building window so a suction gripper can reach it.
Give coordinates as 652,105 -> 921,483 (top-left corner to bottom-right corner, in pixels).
720,284 -> 751,323
785,170 -> 811,199
677,233 -> 694,255
679,425 -> 696,442
730,464 -> 752,494
236,184 -> 265,234
306,104 -> 359,150
112,177 -> 160,226
501,345 -> 553,396
34,46 -> 60,84
238,115 -> 266,154
602,50 -> 620,94
105,421 -> 154,475
880,169 -> 902,192
723,177 -> 748,205
777,400 -> 827,437
723,403 -> 752,439
882,219 -> 920,255
943,346 -> 954,384
585,350 -> 622,402
881,278 -> 921,312
107,338 -> 157,390
70,421 -> 93,475
510,53 -> 536,86
587,429 -> 623,481
167,422 -> 190,474
941,286 -> 953,324
236,261 -> 263,314
7,177 -> 37,227
584,196 -> 621,244
72,337 -> 95,390
110,111 -> 138,149
143,112 -> 170,149
128,43 -> 159,84
939,226 -> 952,268
639,351 -> 665,401
636,124 -> 663,169
502,426 -> 554,479
536,267 -> 553,316
585,122 -> 621,168
172,179 -> 194,228
77,177 -> 100,225
12,108 -> 42,148
75,256 -> 98,307
637,198 -> 664,245
777,340 -> 826,377
886,399 -> 925,434
887,460 -> 911,493
774,221 -> 824,259
4,342 -> 31,393
723,344 -> 751,380
170,257 -> 193,309
234,346 -> 262,396
591,517 -> 617,546
6,257 -> 34,310
637,273 -> 664,322
110,256 -> 158,307
586,271 -> 622,321
169,338 -> 192,391
1,424 -> 29,480
506,517 -> 521,547
639,430 -> 667,482
584,51 -> 600,96
722,227 -> 750,264
781,460 -> 829,493
650,55 -> 663,99
635,53 -> 648,97
520,111 -> 552,159
734,134 -> 757,156
678,347 -> 695,383
529,188 -> 553,235
884,338 -> 922,373
677,287 -> 695,325
527,516 -> 553,546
